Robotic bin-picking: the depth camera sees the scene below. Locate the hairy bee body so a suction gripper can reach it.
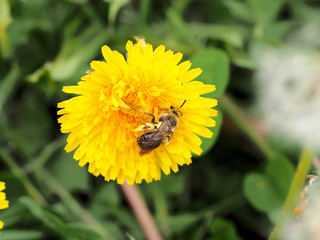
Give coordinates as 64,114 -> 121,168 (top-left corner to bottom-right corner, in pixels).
137,103 -> 183,156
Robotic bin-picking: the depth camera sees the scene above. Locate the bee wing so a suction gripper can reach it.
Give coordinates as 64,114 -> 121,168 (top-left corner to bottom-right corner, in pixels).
139,148 -> 155,155
139,131 -> 171,156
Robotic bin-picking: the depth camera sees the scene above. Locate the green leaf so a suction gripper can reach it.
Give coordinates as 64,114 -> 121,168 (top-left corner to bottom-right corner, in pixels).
20,196 -> 106,239
266,155 -> 295,198
139,174 -> 185,200
0,230 -> 43,240
19,196 -> 65,230
126,233 -> 137,240
200,110 -> 223,156
0,123 -> 35,159
246,0 -> 286,25
12,90 -> 53,156
104,0 -> 131,26
49,150 -> 89,192
244,173 -> 283,212
243,155 -> 294,223
93,183 -> 120,207
222,0 -> 253,23
210,218 -> 243,240
191,48 -> 229,99
28,22 -> 108,84
190,49 -> 227,155
152,173 -> 185,196
66,0 -> 88,3
89,205 -> 142,239
26,65 -> 56,97
0,0 -> 12,57
168,213 -> 201,233
6,0 -> 54,57
0,63 -> 20,112
167,8 -> 195,45
0,203 -> 27,227
189,24 -> 245,48
227,46 -> 256,69
63,223 -> 104,240
246,0 -> 288,39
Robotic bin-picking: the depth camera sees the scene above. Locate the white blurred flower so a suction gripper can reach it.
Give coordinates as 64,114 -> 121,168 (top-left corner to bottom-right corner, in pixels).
289,20 -> 320,49
284,178 -> 320,240
254,47 -> 320,149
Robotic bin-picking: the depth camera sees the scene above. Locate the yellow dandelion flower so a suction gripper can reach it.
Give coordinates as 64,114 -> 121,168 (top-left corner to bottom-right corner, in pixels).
0,181 -> 9,230
58,37 -> 217,184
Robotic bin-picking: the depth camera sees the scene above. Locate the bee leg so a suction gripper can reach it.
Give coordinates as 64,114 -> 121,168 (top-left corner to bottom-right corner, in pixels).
162,134 -> 172,145
144,112 -> 156,124
132,122 -> 156,132
137,109 -> 157,124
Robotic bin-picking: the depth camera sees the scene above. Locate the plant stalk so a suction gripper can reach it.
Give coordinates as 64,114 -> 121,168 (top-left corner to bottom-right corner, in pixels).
121,181 -> 162,240
268,147 -> 313,240
0,149 -> 46,204
219,94 -> 274,159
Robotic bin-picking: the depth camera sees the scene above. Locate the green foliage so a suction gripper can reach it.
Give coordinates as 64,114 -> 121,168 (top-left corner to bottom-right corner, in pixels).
222,0 -> 254,23
191,48 -> 228,155
0,63 -> 19,111
0,0 -> 11,57
244,155 -> 295,223
0,230 -> 43,240
50,151 -> 90,192
19,196 -> 105,239
210,218 -> 243,240
0,0 -> 318,239
191,48 -> 229,99
199,110 -> 223,156
168,213 -> 202,233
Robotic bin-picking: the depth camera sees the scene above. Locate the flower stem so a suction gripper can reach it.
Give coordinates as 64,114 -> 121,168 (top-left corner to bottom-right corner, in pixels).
218,94 -> 274,159
121,181 -> 162,240
312,156 -> 320,173
0,148 -> 46,204
268,147 -> 313,240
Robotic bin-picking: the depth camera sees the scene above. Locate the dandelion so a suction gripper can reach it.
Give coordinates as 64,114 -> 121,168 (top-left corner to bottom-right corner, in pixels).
0,181 -> 9,230
58,37 -> 217,184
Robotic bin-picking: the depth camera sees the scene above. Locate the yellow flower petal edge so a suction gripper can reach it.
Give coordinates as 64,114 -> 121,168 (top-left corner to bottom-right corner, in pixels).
0,181 -> 9,231
57,37 -> 217,184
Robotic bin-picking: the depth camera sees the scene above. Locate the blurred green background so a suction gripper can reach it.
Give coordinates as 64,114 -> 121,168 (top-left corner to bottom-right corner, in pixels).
1,0 -> 320,239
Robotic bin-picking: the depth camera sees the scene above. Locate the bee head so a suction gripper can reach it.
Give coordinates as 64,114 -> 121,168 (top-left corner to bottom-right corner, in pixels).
169,100 -> 186,116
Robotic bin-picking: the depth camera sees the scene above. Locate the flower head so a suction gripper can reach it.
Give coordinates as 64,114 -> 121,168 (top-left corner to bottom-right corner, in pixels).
58,37 -> 217,184
0,181 -> 9,230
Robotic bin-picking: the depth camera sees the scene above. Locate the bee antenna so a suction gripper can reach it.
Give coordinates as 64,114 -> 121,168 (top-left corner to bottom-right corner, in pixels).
178,100 -> 186,109
138,109 -> 156,124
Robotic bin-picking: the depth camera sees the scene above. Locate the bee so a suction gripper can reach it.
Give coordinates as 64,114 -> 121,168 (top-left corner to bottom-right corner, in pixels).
136,100 -> 186,156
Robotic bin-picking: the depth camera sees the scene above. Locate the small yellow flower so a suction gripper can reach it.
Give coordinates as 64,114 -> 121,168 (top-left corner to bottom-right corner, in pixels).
0,181 -> 9,230
58,37 -> 217,184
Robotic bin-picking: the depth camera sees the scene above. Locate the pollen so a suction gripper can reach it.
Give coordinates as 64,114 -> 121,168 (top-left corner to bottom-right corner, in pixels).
57,37 -> 217,184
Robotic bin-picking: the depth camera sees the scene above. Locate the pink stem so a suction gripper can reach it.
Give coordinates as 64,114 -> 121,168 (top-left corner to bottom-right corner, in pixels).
312,156 -> 320,173
121,181 -> 162,240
